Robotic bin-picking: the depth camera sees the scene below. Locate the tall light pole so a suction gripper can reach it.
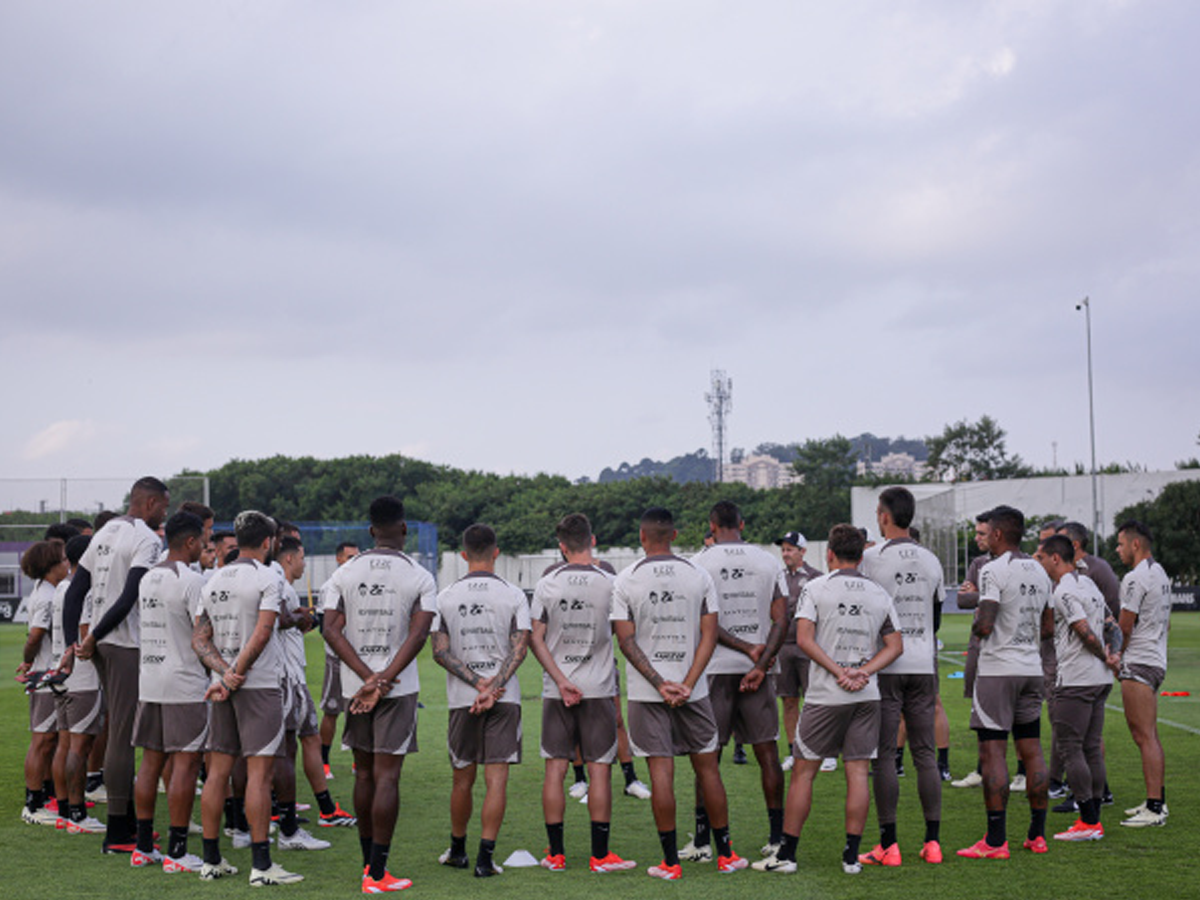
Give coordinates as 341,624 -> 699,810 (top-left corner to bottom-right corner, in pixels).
1076,297 -> 1100,555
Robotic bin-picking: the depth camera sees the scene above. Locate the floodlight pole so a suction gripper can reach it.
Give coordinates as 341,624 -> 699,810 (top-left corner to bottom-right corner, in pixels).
1078,297 -> 1100,556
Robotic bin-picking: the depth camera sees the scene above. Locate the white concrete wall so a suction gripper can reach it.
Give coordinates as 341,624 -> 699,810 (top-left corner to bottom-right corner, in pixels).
851,469 -> 1200,540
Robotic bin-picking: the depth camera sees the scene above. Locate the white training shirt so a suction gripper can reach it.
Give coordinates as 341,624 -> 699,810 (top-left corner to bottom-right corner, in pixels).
52,577 -> 100,692
691,542 -> 787,675
1052,572 -> 1111,688
531,562 -> 618,700
197,558 -> 284,692
610,554 -> 719,704
323,548 -> 437,700
79,515 -> 163,649
26,579 -> 57,672
1119,558 -> 1172,670
434,570 -> 530,710
279,577 -> 309,685
138,561 -> 209,703
794,569 -> 899,706
977,551 -> 1053,678
861,538 -> 944,676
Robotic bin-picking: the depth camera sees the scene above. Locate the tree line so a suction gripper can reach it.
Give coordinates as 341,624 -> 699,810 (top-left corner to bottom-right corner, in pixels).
174,455 -> 850,555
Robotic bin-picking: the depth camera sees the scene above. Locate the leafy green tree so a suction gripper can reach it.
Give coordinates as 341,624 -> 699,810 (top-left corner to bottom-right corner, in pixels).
924,415 -> 1032,482
1109,480 -> 1200,583
792,435 -> 856,492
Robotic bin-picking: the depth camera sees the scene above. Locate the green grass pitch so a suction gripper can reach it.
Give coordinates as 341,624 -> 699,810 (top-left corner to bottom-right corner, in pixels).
2,614 -> 1197,899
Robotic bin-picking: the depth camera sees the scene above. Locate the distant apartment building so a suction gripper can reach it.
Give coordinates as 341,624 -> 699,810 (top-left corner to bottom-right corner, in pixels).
723,454 -> 800,489
856,451 -> 926,480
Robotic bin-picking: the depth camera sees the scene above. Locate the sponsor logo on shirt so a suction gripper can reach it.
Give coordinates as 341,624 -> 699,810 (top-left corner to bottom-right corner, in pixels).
653,650 -> 685,662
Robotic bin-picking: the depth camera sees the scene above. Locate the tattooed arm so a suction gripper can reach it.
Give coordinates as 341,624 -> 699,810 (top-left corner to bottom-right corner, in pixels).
1071,619 -> 1110,662
972,600 -> 999,639
491,627 -> 530,689
614,620 -> 665,690
192,610 -> 229,677
1103,614 -> 1123,654
430,629 -> 481,688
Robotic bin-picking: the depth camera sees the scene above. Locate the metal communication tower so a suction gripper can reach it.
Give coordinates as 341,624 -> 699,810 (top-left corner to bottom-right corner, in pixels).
705,369 -> 733,483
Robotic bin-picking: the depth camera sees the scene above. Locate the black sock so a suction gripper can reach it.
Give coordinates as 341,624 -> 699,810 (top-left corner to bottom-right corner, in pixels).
168,825 -> 189,859
56,796 -> 68,817
924,819 -> 940,843
70,803 -> 86,823
843,833 -> 862,866
880,822 -> 897,849
320,744 -> 331,765
1049,777 -> 1064,793
43,779 -> 55,799
106,811 -> 131,844
779,833 -> 799,863
1147,797 -> 1164,814
233,797 -> 248,832
450,833 -> 467,858
136,818 -> 155,854
360,835 -> 373,867
1079,799 -> 1100,826
895,748 -> 905,769
278,800 -> 297,837
1016,760 -> 1026,777
658,829 -> 679,866
25,787 -> 44,811
976,761 -> 982,775
591,821 -> 610,860
368,842 -> 390,881
250,840 -> 271,872
202,837 -> 221,865
694,805 -> 711,847
223,797 -> 237,831
620,761 -> 636,787
986,810 -> 1006,847
712,825 -> 732,859
314,789 -> 336,816
573,764 -> 587,785
938,748 -> 949,768
768,807 -> 783,845
477,838 -> 495,869
546,821 -> 565,857
1028,808 -> 1046,841
86,771 -> 104,793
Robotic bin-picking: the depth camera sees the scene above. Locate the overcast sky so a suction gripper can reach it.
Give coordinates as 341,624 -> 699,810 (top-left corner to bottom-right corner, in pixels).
2,1 -> 1197,507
